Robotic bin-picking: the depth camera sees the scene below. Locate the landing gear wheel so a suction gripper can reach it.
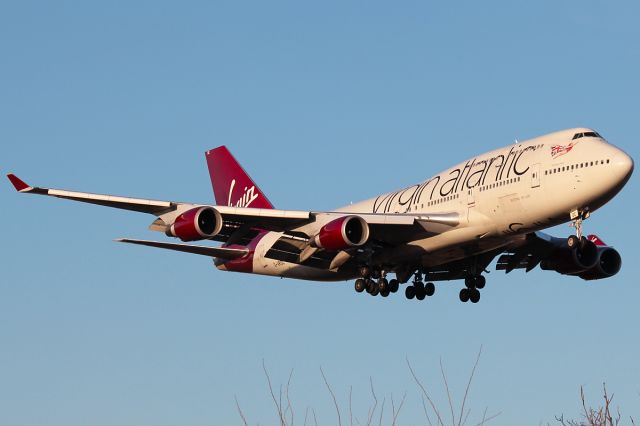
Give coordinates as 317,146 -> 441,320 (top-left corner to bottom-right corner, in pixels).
370,286 -> 379,296
366,279 -> 377,294
475,275 -> 486,289
377,278 -> 388,293
425,282 -> 435,296
416,288 -> 426,300
405,285 -> 416,300
354,279 -> 366,293
469,288 -> 481,303
380,290 -> 390,297
389,279 -> 399,293
464,276 -> 475,289
459,288 -> 470,303
567,235 -> 580,249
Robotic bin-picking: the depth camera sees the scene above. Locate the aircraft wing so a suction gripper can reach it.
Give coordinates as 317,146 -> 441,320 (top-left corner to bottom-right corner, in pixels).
7,174 -> 457,246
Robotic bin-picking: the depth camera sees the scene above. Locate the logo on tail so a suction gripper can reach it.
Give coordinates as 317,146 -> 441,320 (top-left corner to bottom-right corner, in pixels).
228,179 -> 259,208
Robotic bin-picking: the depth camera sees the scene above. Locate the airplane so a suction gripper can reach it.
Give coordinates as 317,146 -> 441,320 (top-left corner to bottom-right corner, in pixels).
7,127 -> 634,303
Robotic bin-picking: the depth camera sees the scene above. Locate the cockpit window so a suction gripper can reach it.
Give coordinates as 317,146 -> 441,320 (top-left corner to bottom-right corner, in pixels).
572,131 -> 602,140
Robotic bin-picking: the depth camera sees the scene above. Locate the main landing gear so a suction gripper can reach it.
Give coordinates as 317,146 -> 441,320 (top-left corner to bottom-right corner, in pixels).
459,274 -> 484,303
404,272 -> 435,301
354,266 -> 487,304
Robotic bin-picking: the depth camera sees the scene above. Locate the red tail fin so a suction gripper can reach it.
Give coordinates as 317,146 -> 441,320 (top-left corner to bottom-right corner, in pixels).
205,146 -> 274,209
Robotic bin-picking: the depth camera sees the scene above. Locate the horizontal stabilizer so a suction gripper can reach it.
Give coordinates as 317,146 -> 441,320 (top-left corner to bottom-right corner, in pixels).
116,238 -> 248,259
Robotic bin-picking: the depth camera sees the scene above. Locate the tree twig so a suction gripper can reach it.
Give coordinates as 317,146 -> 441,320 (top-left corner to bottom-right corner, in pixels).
320,366 -> 342,426
439,357 -> 456,426
407,357 -> 445,426
263,360 -> 286,426
391,392 -> 406,426
234,395 -> 249,426
367,377 -> 378,426
458,346 -> 482,426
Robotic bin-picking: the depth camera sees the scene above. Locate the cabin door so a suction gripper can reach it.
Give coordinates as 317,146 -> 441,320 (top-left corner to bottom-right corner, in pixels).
531,163 -> 541,188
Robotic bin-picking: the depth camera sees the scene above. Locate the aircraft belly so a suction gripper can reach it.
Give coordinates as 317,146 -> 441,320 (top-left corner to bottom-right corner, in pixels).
251,230 -> 353,282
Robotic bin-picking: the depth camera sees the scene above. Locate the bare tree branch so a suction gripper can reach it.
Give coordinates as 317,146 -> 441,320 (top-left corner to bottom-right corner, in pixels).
235,395 -> 249,426
458,346 -> 482,426
285,369 -> 294,426
439,357 -> 456,426
391,392 -> 406,426
320,366 -> 342,426
407,357 -> 445,426
263,360 -> 286,426
476,407 -> 488,426
475,411 -> 501,425
421,394 -> 434,426
378,397 -> 386,426
367,377 -> 379,426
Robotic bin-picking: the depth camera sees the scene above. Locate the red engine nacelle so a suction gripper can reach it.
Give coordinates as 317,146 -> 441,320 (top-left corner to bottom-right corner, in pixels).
578,246 -> 622,280
167,206 -> 223,242
312,215 -> 369,251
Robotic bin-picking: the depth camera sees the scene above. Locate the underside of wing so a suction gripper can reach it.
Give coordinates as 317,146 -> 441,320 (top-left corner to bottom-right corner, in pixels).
116,238 -> 249,259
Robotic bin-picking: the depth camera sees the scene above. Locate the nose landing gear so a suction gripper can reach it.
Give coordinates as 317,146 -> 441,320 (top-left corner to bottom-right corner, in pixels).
569,208 -> 590,241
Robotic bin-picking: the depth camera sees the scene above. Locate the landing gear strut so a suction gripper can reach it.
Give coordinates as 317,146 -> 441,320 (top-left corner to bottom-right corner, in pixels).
569,209 -> 590,241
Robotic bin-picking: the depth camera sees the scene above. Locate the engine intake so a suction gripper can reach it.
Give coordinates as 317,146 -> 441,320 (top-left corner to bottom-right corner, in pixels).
578,247 -> 622,280
313,215 -> 369,251
167,206 -> 223,242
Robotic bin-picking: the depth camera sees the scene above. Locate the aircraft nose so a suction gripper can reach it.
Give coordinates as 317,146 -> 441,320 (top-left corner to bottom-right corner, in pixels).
612,147 -> 634,185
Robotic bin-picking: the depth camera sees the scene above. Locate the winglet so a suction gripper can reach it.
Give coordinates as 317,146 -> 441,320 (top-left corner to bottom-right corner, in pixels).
7,174 -> 31,192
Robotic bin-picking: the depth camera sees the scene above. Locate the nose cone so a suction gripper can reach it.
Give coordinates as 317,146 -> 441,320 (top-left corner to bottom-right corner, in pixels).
612,147 -> 634,187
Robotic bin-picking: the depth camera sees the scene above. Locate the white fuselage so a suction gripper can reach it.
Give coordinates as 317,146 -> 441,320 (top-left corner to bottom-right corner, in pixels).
218,128 -> 634,281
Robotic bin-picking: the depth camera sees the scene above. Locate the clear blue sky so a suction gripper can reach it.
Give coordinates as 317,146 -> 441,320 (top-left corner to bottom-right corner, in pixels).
2,1 -> 639,424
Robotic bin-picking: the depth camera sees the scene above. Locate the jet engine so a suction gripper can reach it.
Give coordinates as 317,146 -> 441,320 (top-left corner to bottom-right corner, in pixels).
577,246 -> 622,280
167,206 -> 223,242
539,237 -> 599,275
312,215 -> 370,251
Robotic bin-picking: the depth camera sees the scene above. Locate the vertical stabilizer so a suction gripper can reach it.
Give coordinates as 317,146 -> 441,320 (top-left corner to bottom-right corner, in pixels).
205,146 -> 274,209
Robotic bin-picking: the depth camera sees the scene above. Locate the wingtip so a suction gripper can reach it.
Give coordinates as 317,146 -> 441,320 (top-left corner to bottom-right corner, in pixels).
7,174 -> 31,192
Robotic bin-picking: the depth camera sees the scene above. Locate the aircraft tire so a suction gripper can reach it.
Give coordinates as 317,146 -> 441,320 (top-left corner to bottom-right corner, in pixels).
389,279 -> 399,293
405,285 -> 415,300
459,288 -> 470,303
380,289 -> 390,297
464,276 -> 475,289
354,279 -> 366,293
378,278 -> 388,293
469,288 -> 481,303
425,282 -> 435,296
567,235 -> 580,249
475,275 -> 486,289
416,289 -> 426,300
